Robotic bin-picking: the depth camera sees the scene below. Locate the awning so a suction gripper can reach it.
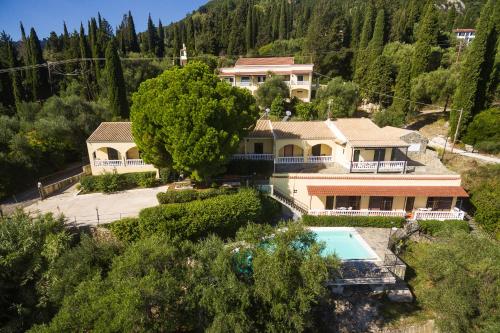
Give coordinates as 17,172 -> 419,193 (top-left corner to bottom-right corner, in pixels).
307,185 -> 469,197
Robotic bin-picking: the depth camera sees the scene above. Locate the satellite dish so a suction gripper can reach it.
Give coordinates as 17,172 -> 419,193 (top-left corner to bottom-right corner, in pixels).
285,110 -> 292,117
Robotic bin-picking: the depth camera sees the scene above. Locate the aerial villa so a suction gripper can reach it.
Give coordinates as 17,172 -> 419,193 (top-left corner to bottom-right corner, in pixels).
86,122 -> 158,176
218,57 -> 314,102
235,118 -> 468,221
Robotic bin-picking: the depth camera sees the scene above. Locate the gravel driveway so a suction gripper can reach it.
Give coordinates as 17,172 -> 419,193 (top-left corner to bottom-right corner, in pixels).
25,185 -> 168,226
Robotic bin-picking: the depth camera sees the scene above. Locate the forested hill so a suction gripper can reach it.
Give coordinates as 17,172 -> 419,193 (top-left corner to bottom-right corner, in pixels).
161,0 -> 487,76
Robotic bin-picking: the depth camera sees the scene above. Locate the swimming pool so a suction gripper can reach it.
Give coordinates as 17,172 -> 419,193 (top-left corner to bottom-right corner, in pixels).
309,227 -> 380,261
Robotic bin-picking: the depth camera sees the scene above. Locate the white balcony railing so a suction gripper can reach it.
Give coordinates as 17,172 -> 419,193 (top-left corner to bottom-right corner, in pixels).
307,156 -> 334,163
94,160 -> 124,167
237,81 -> 251,87
413,209 -> 465,221
126,159 -> 147,166
290,80 -> 310,86
275,156 -> 305,164
308,209 -> 407,217
231,154 -> 274,161
351,161 -> 406,172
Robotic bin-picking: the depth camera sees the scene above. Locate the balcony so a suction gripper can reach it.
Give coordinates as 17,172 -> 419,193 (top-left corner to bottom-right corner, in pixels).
350,161 -> 406,173
308,209 -> 406,218
290,80 -> 310,86
231,154 -> 274,161
413,209 -> 465,221
275,156 -> 334,164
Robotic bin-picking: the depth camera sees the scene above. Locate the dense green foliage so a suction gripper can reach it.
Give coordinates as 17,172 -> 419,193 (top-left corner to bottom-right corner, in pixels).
110,189 -> 279,242
104,40 -> 129,118
314,77 -> 360,119
79,171 -> 158,193
403,233 -> 500,332
302,215 -> 405,228
156,188 -> 235,204
0,212 -> 71,332
33,223 -> 339,332
450,0 -> 499,137
418,219 -> 470,236
463,107 -> 500,152
463,164 -> 500,238
130,62 -> 259,181
255,76 -> 289,109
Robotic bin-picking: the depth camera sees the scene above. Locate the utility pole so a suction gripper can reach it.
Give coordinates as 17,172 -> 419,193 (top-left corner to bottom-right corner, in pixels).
450,108 -> 463,154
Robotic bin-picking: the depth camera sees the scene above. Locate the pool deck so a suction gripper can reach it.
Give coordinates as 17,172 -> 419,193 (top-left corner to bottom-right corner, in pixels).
354,228 -> 392,261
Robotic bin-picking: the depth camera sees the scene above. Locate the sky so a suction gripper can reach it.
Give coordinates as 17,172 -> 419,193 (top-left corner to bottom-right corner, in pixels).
0,0 -> 209,41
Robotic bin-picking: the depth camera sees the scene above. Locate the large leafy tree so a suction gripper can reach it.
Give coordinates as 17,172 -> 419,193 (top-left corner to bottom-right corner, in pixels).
255,76 -> 289,109
104,40 -> 129,119
314,77 -> 359,119
450,0 -> 499,137
130,62 -> 258,181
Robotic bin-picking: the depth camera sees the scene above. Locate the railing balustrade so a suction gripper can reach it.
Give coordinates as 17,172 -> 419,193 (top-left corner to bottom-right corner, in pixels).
231,154 -> 274,161
307,156 -> 334,163
351,161 -> 406,172
414,209 -> 465,220
308,209 -> 406,217
94,160 -> 124,167
126,159 -> 146,166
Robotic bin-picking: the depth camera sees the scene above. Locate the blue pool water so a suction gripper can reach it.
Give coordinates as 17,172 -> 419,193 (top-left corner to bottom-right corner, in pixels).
312,228 -> 378,260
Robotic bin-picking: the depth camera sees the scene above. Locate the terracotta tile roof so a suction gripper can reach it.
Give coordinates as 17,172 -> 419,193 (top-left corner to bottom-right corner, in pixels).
248,120 -> 273,138
235,57 -> 295,66
307,185 -> 469,197
333,118 -> 409,147
87,122 -> 134,143
271,121 -> 335,139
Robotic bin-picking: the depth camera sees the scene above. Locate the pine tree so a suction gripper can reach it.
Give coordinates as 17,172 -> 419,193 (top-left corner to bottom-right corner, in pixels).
28,28 -> 50,101
279,0 -> 287,40
157,20 -> 165,58
146,14 -> 158,54
450,0 -> 498,137
410,3 -> 439,78
105,40 -> 129,119
127,11 -> 140,52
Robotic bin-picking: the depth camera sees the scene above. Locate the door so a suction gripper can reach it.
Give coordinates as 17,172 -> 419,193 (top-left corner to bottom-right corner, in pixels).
374,149 -> 386,162
326,196 -> 334,210
353,150 -> 360,162
283,145 -> 294,157
107,148 -> 119,160
405,197 -> 415,212
312,145 -> 321,156
254,143 -> 264,154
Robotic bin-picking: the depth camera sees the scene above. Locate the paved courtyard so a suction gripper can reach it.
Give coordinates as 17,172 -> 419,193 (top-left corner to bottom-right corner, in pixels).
25,185 -> 168,226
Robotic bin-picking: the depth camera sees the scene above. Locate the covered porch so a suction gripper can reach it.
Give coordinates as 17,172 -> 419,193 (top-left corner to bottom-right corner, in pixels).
345,145 -> 410,174
306,185 -> 468,221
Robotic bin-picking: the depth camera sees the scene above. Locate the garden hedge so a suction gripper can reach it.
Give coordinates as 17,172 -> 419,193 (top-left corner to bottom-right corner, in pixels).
301,215 -> 405,228
80,172 -> 157,193
418,219 -> 470,236
156,188 -> 236,204
109,189 -> 280,242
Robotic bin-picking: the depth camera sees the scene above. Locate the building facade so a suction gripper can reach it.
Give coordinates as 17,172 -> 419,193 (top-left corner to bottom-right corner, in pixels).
235,118 -> 467,220
218,57 -> 314,102
453,28 -> 476,44
86,122 -> 158,176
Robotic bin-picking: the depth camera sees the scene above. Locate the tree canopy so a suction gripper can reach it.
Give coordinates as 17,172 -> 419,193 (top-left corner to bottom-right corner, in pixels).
130,62 -> 258,181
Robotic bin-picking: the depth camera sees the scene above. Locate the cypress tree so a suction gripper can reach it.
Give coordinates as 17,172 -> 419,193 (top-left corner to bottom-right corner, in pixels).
367,10 -> 385,65
105,40 -> 129,118
350,7 -> 362,49
279,0 -> 287,39
127,11 -> 140,52
246,4 -> 254,52
7,41 -> 23,107
19,22 -> 31,65
157,20 -> 165,58
28,28 -> 50,101
353,4 -> 374,83
410,3 -> 438,78
450,0 -> 498,137
391,59 -> 412,117
79,23 -> 95,99
146,14 -> 158,54
89,17 -> 101,81
0,34 -> 15,108
364,55 -> 393,106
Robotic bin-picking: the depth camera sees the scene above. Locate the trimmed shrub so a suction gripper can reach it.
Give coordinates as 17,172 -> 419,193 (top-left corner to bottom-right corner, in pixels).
80,172 -> 157,193
156,188 -> 235,204
419,219 -> 470,236
140,189 -> 263,240
106,217 -> 141,243
302,215 -> 405,228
